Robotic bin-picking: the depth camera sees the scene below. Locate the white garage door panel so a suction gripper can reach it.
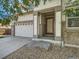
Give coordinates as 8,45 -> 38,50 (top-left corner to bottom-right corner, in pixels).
15,25 -> 33,37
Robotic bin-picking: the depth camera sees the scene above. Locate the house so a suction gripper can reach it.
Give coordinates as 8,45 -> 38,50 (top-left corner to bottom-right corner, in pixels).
15,0 -> 79,45
15,0 -> 61,38
0,24 -> 11,35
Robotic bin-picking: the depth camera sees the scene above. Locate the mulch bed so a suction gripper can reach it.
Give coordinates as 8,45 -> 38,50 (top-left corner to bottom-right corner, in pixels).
4,45 -> 79,59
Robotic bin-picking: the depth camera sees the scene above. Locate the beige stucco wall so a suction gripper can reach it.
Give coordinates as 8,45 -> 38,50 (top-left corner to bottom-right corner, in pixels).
18,13 -> 33,21
34,0 -> 61,11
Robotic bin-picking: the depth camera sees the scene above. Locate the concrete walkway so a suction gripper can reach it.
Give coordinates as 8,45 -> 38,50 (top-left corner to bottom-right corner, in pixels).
0,37 -> 32,59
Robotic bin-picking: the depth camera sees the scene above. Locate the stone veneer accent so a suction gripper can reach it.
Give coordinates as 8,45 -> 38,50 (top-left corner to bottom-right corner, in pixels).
63,21 -> 79,45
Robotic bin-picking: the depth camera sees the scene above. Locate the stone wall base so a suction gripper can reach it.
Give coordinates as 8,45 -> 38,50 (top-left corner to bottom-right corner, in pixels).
55,36 -> 62,41
33,35 -> 39,38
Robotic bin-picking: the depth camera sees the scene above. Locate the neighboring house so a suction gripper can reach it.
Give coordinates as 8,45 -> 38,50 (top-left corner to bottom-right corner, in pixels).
0,24 -> 11,35
15,0 -> 79,45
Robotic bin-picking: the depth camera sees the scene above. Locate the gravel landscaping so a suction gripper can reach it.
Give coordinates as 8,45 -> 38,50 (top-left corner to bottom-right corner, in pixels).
4,44 -> 79,59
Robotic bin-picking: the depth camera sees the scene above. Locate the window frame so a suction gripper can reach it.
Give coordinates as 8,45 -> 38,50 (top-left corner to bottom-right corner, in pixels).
66,16 -> 79,29
65,2 -> 79,30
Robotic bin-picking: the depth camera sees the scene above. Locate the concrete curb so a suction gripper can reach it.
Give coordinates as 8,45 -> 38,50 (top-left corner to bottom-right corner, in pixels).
32,38 -> 79,48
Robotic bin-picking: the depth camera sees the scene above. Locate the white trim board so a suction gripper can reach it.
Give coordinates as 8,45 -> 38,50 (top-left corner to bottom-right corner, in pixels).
65,44 -> 79,48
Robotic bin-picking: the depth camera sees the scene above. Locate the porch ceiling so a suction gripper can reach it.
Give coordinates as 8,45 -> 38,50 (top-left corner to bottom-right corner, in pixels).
42,12 -> 54,18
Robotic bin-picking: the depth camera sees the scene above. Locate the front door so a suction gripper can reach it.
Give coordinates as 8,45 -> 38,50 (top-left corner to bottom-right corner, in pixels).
46,18 -> 54,35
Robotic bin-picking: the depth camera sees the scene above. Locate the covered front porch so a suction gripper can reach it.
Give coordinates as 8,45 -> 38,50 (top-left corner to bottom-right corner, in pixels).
33,6 -> 62,41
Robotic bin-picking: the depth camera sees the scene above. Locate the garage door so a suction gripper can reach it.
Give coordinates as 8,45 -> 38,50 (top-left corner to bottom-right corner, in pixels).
15,21 -> 33,37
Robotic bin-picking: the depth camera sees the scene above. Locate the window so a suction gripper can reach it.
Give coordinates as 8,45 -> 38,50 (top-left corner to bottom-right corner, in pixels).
67,17 -> 79,27
66,8 -> 79,28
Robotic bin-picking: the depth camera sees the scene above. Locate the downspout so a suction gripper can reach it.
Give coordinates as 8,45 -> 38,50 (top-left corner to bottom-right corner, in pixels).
11,20 -> 14,39
61,0 -> 64,47
33,7 -> 34,38
11,16 -> 17,39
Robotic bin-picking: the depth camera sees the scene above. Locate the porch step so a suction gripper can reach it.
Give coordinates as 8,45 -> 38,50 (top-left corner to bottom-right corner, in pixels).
32,38 -> 63,46
37,37 -> 55,40
44,34 -> 54,37
25,41 -> 51,50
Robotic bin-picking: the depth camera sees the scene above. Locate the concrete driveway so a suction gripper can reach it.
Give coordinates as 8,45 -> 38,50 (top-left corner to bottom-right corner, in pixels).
0,36 -> 32,59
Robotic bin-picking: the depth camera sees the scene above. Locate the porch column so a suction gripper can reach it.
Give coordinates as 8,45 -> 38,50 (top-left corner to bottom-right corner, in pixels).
33,12 -> 38,38
38,13 -> 43,37
55,11 -> 61,40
